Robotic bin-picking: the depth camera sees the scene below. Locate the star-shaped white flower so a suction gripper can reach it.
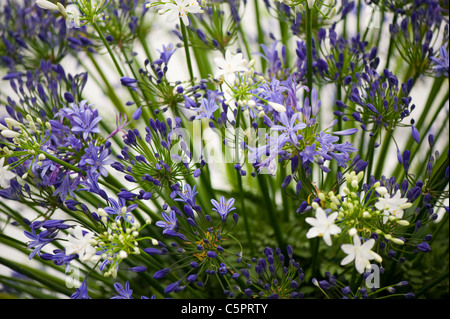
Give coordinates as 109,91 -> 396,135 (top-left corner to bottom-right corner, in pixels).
0,157 -> 15,189
161,0 -> 201,26
214,49 -> 249,84
65,226 -> 96,261
341,234 -> 382,274
305,207 -> 342,246
375,190 -> 412,224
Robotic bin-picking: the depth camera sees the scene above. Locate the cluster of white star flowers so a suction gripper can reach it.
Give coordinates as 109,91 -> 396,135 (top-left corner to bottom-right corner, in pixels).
148,0 -> 203,26
305,171 -> 413,274
64,210 -> 155,278
0,115 -> 53,182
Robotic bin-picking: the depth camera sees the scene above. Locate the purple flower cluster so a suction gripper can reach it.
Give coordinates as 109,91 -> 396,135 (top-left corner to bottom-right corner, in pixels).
112,116 -> 203,196
145,183 -> 239,295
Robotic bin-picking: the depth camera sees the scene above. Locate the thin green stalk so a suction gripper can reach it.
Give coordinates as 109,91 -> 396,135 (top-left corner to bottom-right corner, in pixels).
279,16 -> 290,68
257,174 -> 284,249
86,52 -> 130,118
384,14 -> 398,70
415,271 -> 449,298
180,20 -> 195,85
365,133 -> 378,183
310,237 -> 320,279
42,152 -> 85,176
356,0 -> 361,35
234,106 -> 254,255
238,22 -> 253,62
391,77 -> 446,178
373,129 -> 392,179
92,22 -> 125,77
306,6 -> 314,99
254,0 -> 267,71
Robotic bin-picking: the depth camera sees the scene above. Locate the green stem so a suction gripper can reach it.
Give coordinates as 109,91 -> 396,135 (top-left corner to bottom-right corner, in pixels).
92,22 -> 125,77
86,52 -> 130,118
180,20 -> 195,85
365,133 -> 378,184
415,271 -> 449,298
384,14 -> 398,71
279,17 -> 290,69
42,152 -> 85,176
238,22 -> 253,62
306,6 -> 314,99
253,0 -> 267,71
257,174 -> 284,249
310,237 -> 320,279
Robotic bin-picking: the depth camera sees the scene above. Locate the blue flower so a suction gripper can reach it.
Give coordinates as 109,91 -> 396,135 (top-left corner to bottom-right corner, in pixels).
78,170 -> 108,200
52,173 -> 78,202
155,210 -> 178,234
175,183 -> 198,207
83,145 -> 114,177
71,279 -> 91,299
65,101 -> 102,140
194,97 -> 219,120
103,197 -> 138,224
430,46 -> 449,77
211,196 -> 236,222
111,281 -> 133,299
270,112 -> 307,145
300,144 -> 317,164
23,227 -> 54,259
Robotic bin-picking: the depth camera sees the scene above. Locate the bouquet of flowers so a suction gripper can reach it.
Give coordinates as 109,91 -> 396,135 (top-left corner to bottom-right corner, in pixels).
0,0 -> 448,302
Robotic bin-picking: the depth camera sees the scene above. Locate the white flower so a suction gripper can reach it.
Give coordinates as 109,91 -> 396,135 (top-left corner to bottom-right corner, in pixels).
214,49 -> 249,84
65,4 -> 82,28
0,157 -> 16,189
65,226 -> 96,261
161,0 -> 201,26
307,0 -> 315,9
305,207 -> 342,246
341,234 -> 382,274
375,190 -> 412,224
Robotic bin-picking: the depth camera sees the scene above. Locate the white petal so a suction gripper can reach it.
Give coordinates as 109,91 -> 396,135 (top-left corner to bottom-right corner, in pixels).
341,253 -> 355,266
36,0 -> 59,11
306,227 -> 320,239
323,232 -> 332,246
268,102 -> 286,113
361,238 -> 375,250
329,224 -> 342,235
305,217 -> 318,226
341,243 -> 355,255
355,256 -> 371,274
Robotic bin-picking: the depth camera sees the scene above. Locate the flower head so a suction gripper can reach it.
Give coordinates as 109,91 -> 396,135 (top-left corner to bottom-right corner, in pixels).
0,157 -> 15,188
214,49 -> 249,84
211,196 -> 236,222
305,207 -> 342,246
375,190 -> 412,224
65,226 -> 96,261
160,0 -> 202,26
